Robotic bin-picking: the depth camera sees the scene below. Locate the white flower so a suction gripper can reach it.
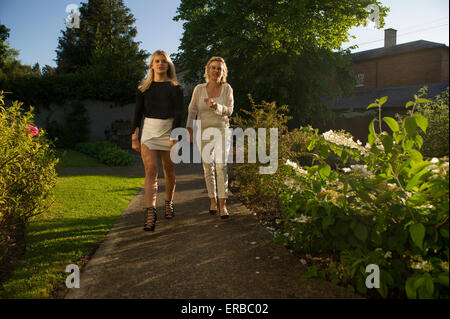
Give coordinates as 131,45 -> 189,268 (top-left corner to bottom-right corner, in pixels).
431,157 -> 439,164
350,164 -> 372,177
285,160 -> 308,176
342,167 -> 351,173
285,159 -> 299,170
384,251 -> 392,259
322,130 -> 364,150
292,215 -> 312,223
357,139 -> 362,145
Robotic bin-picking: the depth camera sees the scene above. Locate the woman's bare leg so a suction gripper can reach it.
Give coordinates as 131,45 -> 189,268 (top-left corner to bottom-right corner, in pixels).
141,145 -> 159,208
161,150 -> 176,201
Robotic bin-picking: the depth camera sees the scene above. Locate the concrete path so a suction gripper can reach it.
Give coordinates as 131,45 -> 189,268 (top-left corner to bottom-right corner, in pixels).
63,155 -> 360,299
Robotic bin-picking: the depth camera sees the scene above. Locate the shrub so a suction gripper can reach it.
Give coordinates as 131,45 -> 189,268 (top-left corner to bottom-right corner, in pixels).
276,93 -> 449,298
230,96 -> 292,218
75,141 -> 132,166
45,100 -> 90,148
0,90 -> 58,277
415,87 -> 448,158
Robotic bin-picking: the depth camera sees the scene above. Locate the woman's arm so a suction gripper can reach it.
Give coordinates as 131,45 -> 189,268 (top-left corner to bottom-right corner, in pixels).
213,84 -> 234,117
186,85 -> 200,128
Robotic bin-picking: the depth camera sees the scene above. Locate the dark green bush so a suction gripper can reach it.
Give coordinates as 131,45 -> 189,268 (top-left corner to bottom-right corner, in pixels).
416,87 -> 449,158
75,141 -> 132,166
45,100 -> 90,148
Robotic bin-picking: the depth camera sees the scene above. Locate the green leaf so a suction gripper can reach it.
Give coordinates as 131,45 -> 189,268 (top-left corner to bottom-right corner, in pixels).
378,96 -> 388,105
369,119 -> 376,136
377,282 -> 388,299
367,103 -> 378,110
419,277 -> 434,299
318,164 -> 331,180
405,276 -> 417,298
320,146 -> 330,159
414,134 -> 423,149
416,98 -> 432,104
405,101 -> 414,109
404,117 -> 417,137
383,117 -> 399,132
402,138 -> 414,152
409,149 -> 423,162
353,223 -> 368,242
405,167 -> 427,190
413,114 -> 428,133
380,135 -> 393,153
434,273 -> 449,287
409,223 -> 426,250
368,133 -> 375,147
440,228 -> 449,239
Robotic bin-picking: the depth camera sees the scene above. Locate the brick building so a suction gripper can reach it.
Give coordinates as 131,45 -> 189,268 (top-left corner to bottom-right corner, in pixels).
328,28 -> 449,141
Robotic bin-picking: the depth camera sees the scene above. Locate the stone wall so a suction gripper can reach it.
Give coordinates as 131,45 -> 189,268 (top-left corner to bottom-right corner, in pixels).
34,99 -> 135,145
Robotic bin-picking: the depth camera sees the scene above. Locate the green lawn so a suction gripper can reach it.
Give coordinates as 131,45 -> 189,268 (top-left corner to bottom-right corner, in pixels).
0,150 -> 144,298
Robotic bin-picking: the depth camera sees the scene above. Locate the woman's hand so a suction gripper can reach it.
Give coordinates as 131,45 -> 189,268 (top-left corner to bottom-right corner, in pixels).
169,138 -> 176,148
204,98 -> 217,110
187,127 -> 193,143
131,128 -> 140,152
131,135 -> 141,153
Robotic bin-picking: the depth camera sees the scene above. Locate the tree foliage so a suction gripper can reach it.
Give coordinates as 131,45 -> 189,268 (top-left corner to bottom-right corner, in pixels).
55,0 -> 149,100
0,24 -> 37,80
174,0 -> 388,129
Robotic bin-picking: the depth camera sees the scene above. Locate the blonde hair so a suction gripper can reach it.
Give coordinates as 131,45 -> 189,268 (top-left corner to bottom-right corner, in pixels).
138,50 -> 178,92
204,56 -> 228,84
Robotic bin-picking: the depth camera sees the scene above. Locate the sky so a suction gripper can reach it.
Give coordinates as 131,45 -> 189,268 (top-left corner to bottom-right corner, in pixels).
0,0 -> 448,68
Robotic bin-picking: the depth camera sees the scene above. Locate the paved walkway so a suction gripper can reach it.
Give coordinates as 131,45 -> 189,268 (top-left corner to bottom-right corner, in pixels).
62,153 -> 360,299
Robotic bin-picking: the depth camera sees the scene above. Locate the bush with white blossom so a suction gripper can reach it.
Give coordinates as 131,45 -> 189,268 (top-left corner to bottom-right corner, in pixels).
275,93 -> 448,299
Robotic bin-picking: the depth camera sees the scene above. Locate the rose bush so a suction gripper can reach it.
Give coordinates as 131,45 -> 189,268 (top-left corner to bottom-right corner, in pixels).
0,91 -> 58,275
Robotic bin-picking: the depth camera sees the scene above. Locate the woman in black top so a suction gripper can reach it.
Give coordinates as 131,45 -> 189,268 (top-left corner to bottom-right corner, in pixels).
132,50 -> 184,231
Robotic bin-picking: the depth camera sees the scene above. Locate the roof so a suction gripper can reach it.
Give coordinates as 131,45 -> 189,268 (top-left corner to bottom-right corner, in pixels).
352,40 -> 448,62
327,82 -> 449,110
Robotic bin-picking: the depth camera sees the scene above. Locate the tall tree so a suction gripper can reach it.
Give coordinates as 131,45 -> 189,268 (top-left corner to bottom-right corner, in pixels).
174,0 -> 388,129
0,24 -> 37,79
55,0 -> 149,100
0,24 -> 10,69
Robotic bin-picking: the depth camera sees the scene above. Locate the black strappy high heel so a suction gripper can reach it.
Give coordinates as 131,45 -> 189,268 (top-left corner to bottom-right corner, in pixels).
165,200 -> 175,219
144,207 -> 157,231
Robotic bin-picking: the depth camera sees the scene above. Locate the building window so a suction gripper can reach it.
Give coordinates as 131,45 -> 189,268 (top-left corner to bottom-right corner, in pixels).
355,73 -> 365,87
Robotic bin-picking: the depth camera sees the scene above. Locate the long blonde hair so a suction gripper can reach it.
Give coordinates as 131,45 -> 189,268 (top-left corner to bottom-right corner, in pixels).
138,50 -> 178,92
204,56 -> 228,84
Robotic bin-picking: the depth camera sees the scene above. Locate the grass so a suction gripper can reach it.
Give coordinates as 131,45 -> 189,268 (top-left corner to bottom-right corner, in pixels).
0,149 -> 144,298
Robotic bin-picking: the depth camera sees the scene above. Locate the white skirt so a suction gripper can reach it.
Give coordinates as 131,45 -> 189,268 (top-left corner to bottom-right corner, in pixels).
141,117 -> 173,151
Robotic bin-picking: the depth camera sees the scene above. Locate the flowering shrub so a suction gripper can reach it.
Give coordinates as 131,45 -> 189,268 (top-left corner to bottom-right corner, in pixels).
275,93 -> 449,298
0,91 -> 58,270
